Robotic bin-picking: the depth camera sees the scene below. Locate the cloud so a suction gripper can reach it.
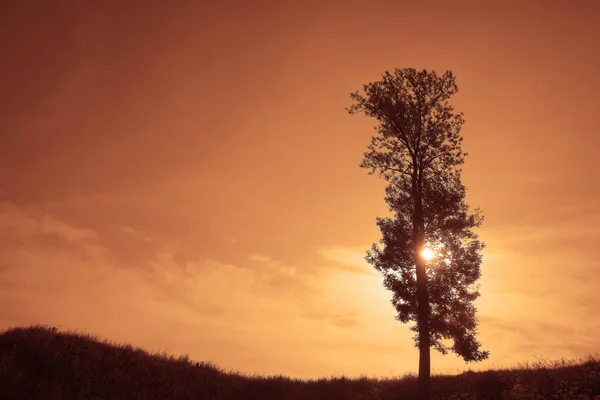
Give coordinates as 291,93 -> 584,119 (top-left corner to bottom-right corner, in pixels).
122,227 -> 152,242
317,245 -> 378,275
248,254 -> 272,263
0,201 -> 269,330
247,253 -> 300,276
477,315 -> 599,364
0,201 -> 98,243
302,308 -> 363,330
1,201 -> 410,377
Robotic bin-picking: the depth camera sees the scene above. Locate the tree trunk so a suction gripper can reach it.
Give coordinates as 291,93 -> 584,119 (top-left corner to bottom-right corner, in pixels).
416,256 -> 431,400
414,184 -> 431,400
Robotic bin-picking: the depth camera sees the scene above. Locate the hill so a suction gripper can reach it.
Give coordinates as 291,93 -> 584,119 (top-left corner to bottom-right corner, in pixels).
0,325 -> 598,399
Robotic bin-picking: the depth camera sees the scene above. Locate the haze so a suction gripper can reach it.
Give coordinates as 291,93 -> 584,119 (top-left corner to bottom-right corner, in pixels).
1,0 -> 599,378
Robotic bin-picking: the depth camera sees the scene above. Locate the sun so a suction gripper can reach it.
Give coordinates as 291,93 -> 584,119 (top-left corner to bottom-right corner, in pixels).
421,247 -> 435,261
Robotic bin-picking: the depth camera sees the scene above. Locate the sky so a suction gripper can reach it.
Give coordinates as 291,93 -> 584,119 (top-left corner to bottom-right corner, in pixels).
1,0 -> 599,379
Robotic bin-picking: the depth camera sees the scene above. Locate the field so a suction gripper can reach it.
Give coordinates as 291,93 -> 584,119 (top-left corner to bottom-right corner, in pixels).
0,325 -> 598,400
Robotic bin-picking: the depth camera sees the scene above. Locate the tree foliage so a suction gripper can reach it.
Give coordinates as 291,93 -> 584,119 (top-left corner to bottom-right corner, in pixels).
368,174 -> 488,362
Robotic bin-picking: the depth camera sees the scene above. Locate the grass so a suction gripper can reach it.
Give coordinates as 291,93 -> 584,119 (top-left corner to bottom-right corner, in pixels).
0,325 -> 598,400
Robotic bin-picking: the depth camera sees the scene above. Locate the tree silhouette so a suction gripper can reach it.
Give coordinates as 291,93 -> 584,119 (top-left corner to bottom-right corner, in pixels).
347,68 -> 488,400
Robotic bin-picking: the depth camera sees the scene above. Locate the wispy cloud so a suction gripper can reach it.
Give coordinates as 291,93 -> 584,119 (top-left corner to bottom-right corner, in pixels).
0,201 -> 407,377
122,227 -> 152,242
0,201 -> 98,243
317,246 -> 378,275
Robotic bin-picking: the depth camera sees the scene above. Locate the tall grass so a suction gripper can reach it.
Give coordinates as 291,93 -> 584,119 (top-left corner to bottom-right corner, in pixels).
0,325 -> 598,399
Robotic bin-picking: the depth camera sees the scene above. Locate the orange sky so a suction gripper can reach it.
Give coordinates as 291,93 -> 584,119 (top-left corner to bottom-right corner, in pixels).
1,0 -> 600,378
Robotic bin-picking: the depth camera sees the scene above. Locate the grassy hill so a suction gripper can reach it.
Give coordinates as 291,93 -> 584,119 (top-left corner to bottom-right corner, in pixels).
0,325 -> 598,400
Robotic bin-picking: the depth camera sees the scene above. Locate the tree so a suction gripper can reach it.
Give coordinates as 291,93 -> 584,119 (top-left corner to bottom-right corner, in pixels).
347,68 -> 488,400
